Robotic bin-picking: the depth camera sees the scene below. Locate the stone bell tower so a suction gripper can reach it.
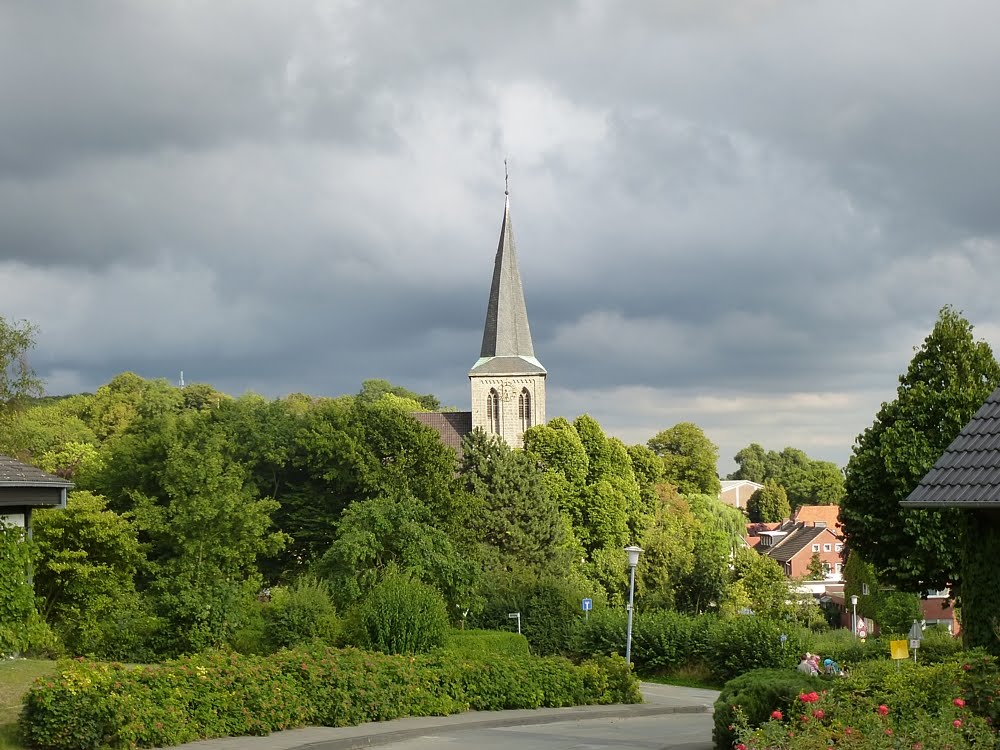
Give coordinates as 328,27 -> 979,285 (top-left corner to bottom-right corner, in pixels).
468,183 -> 546,448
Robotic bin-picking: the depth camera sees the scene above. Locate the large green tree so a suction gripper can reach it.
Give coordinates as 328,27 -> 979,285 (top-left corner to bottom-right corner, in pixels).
747,481 -> 790,523
729,444 -> 844,508
457,429 -> 569,575
647,422 -> 721,496
842,306 -> 1000,592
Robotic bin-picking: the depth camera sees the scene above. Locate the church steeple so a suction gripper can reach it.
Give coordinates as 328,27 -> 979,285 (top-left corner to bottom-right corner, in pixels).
469,174 -> 546,448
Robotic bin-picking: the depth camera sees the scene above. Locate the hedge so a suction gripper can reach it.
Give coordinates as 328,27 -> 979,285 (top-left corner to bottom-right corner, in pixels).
21,647 -> 640,750
442,629 -> 531,659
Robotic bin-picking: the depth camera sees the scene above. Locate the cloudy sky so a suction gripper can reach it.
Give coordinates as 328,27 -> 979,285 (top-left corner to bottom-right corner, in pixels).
4,1 -> 1000,472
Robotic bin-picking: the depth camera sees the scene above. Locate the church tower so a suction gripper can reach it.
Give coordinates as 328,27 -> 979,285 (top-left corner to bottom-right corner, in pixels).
469,185 -> 546,449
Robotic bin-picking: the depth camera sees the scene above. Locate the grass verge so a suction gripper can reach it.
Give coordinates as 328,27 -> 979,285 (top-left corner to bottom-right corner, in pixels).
0,659 -> 55,750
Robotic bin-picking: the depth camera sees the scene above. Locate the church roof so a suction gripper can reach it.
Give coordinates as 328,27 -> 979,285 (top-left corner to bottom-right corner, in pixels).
471,192 -> 545,377
903,386 -> 1000,507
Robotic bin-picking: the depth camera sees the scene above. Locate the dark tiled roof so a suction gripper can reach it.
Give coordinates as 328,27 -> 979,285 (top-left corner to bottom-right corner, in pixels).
479,195 -> 538,361
468,356 -> 546,376
903,387 -> 1000,507
765,525 -> 829,563
0,455 -> 73,488
411,411 -> 473,453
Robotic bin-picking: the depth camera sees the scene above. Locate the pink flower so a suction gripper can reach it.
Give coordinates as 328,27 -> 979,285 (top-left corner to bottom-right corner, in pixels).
954,698 -> 965,707
813,709 -> 825,719
771,710 -> 783,720
844,727 -> 853,736
953,719 -> 963,728
735,744 -> 747,750
885,728 -> 894,736
877,704 -> 890,716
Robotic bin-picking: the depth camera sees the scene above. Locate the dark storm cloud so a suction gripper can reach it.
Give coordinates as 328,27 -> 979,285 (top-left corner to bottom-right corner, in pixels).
3,0 -> 1000,471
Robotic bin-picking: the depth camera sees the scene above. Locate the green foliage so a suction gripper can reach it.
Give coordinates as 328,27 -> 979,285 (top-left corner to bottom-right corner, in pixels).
442,629 -> 531,659
357,378 -> 441,411
843,306 -> 1000,592
706,616 -> 802,683
713,668 -> 821,750
747,481 -> 790,523
458,429 -> 569,575
647,422 -> 721,496
470,569 -> 595,656
0,612 -> 63,660
20,647 -> 640,749
806,552 -> 824,580
728,655 -> 1000,750
32,491 -> 144,657
0,317 -> 43,410
876,592 -> 922,635
261,576 -> 340,653
315,491 -> 476,611
960,509 -> 1000,654
355,571 -> 450,654
729,443 -> 845,508
724,548 -> 819,625
0,522 -> 34,651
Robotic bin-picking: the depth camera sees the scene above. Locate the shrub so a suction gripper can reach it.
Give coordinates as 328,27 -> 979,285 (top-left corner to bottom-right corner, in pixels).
356,573 -> 449,654
20,648 -> 641,749
713,668 -> 820,750
261,577 -> 340,653
706,616 -> 802,682
442,629 -> 530,659
0,613 -> 63,659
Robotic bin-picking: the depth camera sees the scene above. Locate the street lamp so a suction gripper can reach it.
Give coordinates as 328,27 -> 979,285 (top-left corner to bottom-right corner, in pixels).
850,594 -> 859,640
624,545 -> 643,666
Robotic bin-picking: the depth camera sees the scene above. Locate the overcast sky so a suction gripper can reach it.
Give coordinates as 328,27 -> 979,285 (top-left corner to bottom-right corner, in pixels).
4,1 -> 1000,473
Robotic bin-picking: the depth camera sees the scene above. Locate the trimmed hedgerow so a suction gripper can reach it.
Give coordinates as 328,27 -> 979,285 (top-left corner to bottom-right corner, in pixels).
442,629 -> 531,659
20,647 -> 640,750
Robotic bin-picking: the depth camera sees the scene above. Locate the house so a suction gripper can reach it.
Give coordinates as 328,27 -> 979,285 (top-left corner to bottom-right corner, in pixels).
752,520 -> 845,592
0,455 -> 73,537
791,504 -> 842,534
719,479 -> 763,511
414,184 -> 546,451
902,386 -> 1000,648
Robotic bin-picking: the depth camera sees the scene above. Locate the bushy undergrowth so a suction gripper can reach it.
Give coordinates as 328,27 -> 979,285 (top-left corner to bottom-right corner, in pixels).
717,653 -> 1000,750
442,629 -> 531,659
21,647 -> 640,750
261,577 -> 341,653
355,573 -> 450,654
572,610 -> 801,683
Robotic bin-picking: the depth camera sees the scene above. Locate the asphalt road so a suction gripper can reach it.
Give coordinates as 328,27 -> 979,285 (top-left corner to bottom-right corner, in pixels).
355,712 -> 715,750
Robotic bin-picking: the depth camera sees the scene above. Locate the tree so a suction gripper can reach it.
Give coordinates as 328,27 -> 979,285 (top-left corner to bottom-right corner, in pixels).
0,317 -> 43,410
647,422 -> 721,496
729,443 -> 766,483
806,552 -> 824,580
357,378 -> 441,411
32,491 -> 144,656
747,482 -> 790,523
842,306 -> 1000,592
457,429 -> 569,575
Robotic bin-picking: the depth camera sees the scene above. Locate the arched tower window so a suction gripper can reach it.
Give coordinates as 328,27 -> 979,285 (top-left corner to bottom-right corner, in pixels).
519,388 -> 532,432
487,389 -> 501,434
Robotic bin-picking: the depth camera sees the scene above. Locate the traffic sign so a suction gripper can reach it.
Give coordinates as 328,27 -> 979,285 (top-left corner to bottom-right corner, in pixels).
582,598 -> 593,611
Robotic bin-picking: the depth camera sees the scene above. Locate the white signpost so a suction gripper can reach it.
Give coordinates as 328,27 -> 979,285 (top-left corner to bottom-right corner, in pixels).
508,612 -> 521,634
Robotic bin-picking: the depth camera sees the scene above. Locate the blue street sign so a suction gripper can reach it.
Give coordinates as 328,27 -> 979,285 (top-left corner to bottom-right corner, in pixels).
582,598 -> 593,611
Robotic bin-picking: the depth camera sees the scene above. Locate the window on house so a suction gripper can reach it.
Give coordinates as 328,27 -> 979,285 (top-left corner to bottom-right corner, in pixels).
835,543 -> 843,552
519,388 -> 532,432
815,521 -> 827,528
835,563 -> 843,573
487,389 -> 500,434
862,583 -> 870,596
811,544 -> 820,552
823,544 -> 832,552
822,562 -> 833,575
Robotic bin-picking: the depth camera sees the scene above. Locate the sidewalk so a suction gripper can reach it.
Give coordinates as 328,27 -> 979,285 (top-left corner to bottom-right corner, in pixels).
172,683 -> 719,750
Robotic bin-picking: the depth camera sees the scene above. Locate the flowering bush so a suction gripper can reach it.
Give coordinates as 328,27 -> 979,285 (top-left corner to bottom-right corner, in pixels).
730,656 -> 999,750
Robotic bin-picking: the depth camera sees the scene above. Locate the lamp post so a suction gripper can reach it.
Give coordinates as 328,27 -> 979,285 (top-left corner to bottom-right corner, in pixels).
850,594 -> 858,640
624,545 -> 643,666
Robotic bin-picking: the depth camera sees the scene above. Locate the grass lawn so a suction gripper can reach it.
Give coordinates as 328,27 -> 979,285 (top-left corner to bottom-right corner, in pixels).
0,659 -> 55,750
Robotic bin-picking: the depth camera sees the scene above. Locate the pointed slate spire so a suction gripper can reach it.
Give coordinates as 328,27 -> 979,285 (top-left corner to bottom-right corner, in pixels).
470,176 -> 545,375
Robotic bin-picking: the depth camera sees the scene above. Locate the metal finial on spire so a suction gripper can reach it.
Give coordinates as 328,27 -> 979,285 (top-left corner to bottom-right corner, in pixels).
504,159 -> 509,196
